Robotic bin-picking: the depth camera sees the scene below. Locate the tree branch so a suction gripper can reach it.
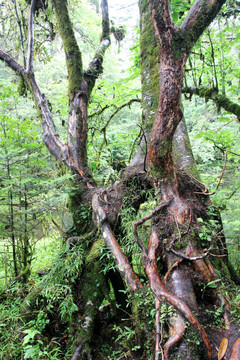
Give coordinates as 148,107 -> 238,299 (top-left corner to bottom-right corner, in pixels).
84,0 -> 111,95
182,86 -> 240,121
26,0 -> 37,74
65,0 -> 111,174
101,98 -> 141,132
52,0 -> 83,99
29,77 -> 70,164
180,0 -> 226,52
101,0 -> 110,41
12,0 -> 26,68
149,0 -> 172,35
0,49 -> 25,75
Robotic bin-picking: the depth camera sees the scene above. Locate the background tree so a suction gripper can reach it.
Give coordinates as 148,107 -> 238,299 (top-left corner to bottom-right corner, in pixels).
0,0 -> 239,359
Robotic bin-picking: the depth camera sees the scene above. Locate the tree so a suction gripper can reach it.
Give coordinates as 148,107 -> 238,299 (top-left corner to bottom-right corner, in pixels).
0,83 -> 71,284
0,0 -> 239,359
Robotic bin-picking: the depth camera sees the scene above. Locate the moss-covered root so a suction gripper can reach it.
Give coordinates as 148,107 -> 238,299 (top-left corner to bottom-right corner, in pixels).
131,287 -> 152,356
71,260 -> 109,360
19,287 -> 42,321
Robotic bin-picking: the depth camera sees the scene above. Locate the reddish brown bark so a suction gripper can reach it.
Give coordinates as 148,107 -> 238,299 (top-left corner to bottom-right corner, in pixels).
145,229 -> 212,359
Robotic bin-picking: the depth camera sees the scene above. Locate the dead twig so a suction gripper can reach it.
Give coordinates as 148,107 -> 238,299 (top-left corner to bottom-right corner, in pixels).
164,258 -> 183,283
195,150 -> 240,196
133,201 -> 170,257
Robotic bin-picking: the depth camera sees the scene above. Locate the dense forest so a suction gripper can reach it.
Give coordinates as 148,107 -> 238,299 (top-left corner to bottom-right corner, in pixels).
0,0 -> 239,359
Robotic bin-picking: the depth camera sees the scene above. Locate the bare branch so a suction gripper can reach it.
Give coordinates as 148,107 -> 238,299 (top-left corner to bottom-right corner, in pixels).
194,150 -> 240,196
28,76 -> 70,165
0,49 -> 25,74
133,202 -> 169,258
12,0 -> 26,68
101,99 -> 141,132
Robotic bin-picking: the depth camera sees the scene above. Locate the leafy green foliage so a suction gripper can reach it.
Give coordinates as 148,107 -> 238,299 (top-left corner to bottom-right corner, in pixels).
0,241 -> 84,359
0,82 -> 74,283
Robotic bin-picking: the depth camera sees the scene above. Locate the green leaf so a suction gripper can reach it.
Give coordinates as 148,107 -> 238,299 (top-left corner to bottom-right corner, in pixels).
23,329 -> 41,345
206,279 -> 221,288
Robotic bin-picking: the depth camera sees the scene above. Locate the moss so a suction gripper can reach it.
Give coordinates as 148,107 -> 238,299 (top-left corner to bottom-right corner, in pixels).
19,287 -> 42,319
86,238 -> 104,264
71,260 -> 108,358
172,32 -> 186,61
131,286 -> 153,350
17,75 -> 27,96
190,87 -> 240,119
52,0 -> 83,99
139,0 -> 160,132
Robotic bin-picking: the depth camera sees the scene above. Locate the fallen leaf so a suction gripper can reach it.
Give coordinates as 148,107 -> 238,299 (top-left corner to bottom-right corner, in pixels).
229,338 -> 240,360
218,337 -> 228,360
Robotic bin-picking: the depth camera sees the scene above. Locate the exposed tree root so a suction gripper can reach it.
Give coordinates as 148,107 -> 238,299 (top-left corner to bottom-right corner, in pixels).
163,314 -> 185,360
71,345 -> 83,360
144,229 -> 212,359
92,193 -> 142,292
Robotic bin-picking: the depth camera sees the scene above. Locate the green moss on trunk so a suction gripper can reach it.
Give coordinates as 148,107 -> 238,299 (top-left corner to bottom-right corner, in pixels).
52,0 -> 83,99
139,0 -> 160,132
